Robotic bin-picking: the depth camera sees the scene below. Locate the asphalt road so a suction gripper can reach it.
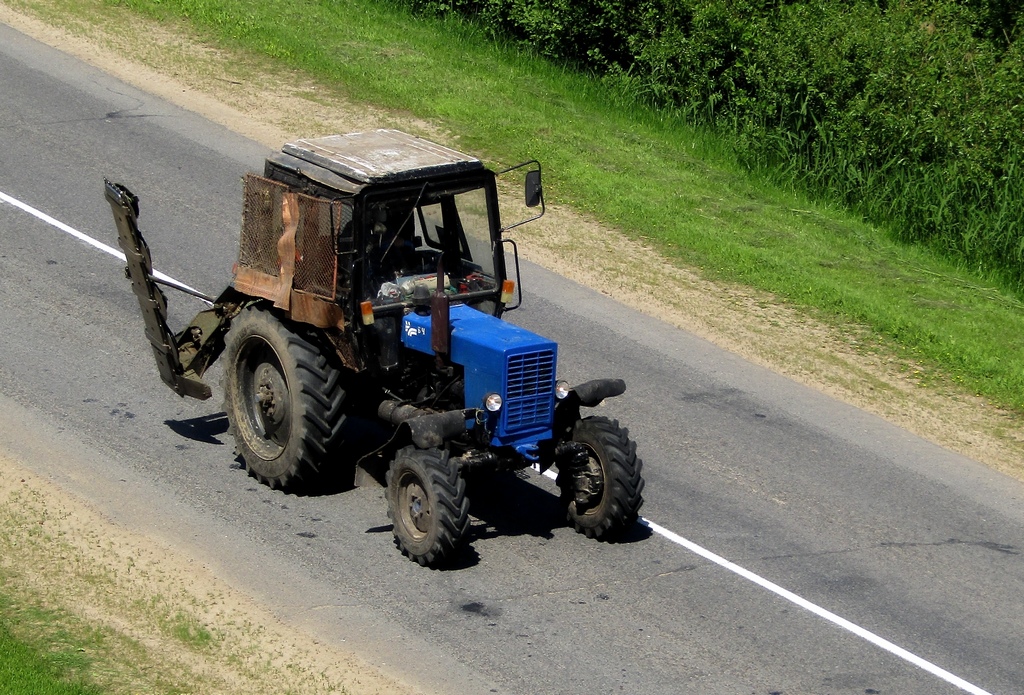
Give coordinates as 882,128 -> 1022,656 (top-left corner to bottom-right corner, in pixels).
2,21 -> 1023,695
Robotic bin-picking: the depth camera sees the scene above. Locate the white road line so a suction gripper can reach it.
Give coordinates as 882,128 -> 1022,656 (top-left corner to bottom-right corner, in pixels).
538,471 -> 992,694
639,517 -> 993,695
0,189 -> 206,296
4,188 -> 994,695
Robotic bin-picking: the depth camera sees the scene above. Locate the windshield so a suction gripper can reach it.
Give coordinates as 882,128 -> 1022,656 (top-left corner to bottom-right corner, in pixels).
365,184 -> 498,306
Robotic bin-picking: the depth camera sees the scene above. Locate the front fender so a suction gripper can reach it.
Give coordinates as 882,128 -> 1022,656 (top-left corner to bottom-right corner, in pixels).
570,378 -> 626,407
553,378 -> 626,438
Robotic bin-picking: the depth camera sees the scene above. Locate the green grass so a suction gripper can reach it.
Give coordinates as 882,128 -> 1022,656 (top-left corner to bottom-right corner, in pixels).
167,610 -> 214,648
17,0 -> 1024,411
0,597 -> 103,695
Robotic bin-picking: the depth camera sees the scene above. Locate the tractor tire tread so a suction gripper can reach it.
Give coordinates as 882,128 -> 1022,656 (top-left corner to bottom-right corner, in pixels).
222,305 -> 347,491
559,416 -> 644,540
386,446 -> 470,567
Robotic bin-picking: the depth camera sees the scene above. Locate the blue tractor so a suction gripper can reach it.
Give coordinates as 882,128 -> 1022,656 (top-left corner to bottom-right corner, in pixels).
106,130 -> 644,566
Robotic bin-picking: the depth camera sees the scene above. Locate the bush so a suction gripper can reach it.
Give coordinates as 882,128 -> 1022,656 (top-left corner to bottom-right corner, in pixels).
402,0 -> 1024,289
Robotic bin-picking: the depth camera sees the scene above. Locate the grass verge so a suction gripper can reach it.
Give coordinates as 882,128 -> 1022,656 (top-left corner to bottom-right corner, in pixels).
0,470 -> 233,695
0,458 -> 406,695
0,603 -> 102,695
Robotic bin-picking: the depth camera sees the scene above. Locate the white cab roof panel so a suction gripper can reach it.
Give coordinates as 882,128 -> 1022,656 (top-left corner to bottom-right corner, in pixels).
281,129 -> 484,184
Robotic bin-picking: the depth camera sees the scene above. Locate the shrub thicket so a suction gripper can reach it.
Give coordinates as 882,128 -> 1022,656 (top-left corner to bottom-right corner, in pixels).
407,0 -> 1024,289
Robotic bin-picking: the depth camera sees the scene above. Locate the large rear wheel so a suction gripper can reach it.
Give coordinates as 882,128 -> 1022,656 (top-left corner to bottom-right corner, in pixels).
222,305 -> 347,490
557,417 -> 644,539
386,446 -> 470,566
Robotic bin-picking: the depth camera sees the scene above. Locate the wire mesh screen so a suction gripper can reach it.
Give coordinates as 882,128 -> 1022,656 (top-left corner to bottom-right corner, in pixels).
240,174 -> 287,276
293,193 -> 341,300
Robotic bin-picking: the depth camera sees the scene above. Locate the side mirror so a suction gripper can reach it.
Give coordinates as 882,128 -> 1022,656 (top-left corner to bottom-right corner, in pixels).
525,169 -> 542,208
497,160 -> 545,233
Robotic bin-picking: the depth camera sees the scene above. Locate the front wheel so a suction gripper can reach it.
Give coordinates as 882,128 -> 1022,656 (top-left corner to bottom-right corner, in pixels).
557,417 -> 644,539
386,446 -> 470,566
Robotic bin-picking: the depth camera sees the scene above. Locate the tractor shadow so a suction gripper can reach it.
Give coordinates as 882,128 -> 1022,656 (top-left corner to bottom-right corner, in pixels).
465,470 -> 563,543
164,414 -> 651,568
164,413 -> 229,445
295,415 -> 396,497
452,471 -> 652,569
165,412 -> 394,497
465,471 -> 652,545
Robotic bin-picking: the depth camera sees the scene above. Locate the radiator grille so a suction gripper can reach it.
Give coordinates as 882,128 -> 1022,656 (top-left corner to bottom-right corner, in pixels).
504,350 -> 555,431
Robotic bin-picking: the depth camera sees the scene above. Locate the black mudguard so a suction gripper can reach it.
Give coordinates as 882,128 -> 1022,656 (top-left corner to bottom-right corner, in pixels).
553,378 -> 627,438
571,378 -> 626,407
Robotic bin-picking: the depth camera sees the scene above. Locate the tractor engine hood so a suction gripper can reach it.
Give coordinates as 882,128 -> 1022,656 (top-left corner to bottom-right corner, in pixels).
401,305 -> 558,448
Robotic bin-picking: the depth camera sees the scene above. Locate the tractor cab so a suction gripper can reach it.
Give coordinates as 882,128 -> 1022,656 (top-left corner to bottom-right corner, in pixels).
256,130 -> 534,380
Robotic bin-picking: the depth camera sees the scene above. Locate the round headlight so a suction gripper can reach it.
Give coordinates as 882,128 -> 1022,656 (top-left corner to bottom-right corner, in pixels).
554,380 -> 571,400
484,393 -> 503,412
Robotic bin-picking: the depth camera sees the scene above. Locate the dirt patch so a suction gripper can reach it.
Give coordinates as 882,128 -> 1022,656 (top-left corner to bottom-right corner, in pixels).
0,455 -> 416,695
1,0 -> 1023,689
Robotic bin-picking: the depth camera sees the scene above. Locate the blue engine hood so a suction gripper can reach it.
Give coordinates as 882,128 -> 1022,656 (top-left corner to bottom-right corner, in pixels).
401,305 -> 557,447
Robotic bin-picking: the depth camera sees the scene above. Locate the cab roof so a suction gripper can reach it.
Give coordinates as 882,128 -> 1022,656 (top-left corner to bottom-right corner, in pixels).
280,129 -> 484,185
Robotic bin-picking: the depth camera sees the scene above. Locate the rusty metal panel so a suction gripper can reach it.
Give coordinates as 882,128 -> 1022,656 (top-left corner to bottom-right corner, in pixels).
325,327 -> 362,372
274,191 -> 298,310
232,265 -> 286,304
241,176 -> 344,304
289,290 -> 345,328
